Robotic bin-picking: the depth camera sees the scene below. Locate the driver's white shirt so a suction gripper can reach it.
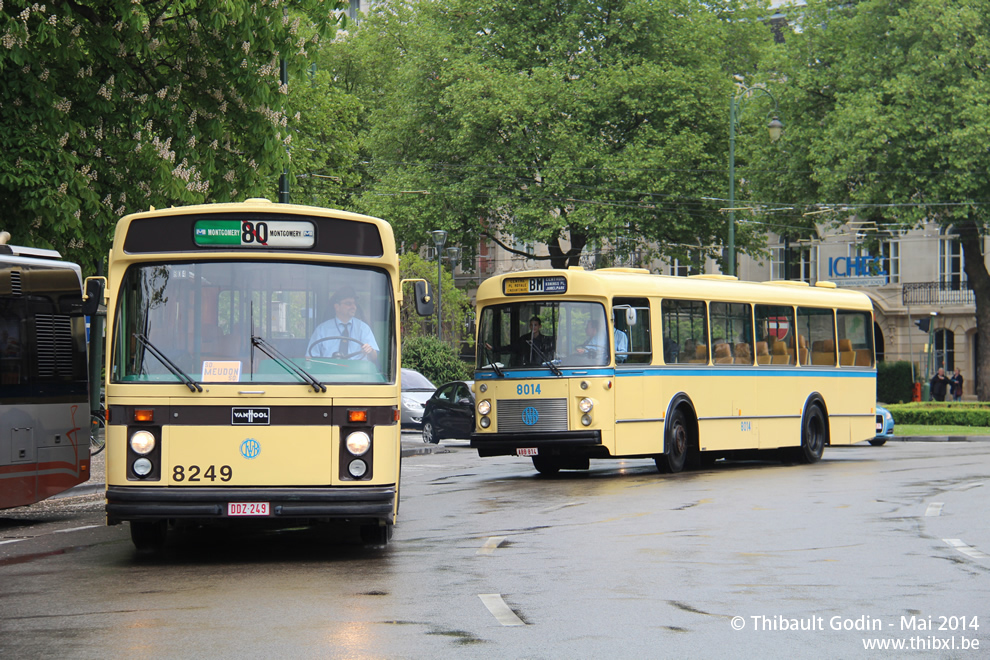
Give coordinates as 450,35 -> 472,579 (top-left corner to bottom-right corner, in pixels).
308,316 -> 379,358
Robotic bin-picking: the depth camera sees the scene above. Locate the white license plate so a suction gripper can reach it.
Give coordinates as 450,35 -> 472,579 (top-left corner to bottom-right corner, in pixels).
517,448 -> 538,456
876,423 -> 883,432
227,502 -> 270,517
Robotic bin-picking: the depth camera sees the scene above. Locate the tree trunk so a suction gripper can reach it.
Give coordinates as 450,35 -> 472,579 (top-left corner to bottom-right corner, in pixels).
956,220 -> 990,401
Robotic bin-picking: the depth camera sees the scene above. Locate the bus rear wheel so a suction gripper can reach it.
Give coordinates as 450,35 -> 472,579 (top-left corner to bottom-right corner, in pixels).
532,456 -> 561,475
130,520 -> 167,552
797,404 -> 826,463
657,408 -> 689,474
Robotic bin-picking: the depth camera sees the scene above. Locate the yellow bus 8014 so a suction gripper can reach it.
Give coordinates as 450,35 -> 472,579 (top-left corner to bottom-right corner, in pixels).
471,267 -> 876,475
102,199 -> 431,550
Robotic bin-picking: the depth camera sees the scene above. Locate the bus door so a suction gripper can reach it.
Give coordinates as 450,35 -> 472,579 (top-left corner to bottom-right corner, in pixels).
612,298 -> 660,456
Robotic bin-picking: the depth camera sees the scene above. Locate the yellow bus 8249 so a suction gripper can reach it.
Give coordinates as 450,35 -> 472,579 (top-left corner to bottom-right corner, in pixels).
472,268 -> 876,475
102,199 -> 432,550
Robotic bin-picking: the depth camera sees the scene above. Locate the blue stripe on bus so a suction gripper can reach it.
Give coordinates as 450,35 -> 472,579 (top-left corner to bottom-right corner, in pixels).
475,367 -> 876,379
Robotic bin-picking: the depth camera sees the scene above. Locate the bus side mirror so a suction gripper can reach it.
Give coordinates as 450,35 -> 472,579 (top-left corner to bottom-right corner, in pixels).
414,280 -> 435,317
81,277 -> 107,317
625,307 -> 638,326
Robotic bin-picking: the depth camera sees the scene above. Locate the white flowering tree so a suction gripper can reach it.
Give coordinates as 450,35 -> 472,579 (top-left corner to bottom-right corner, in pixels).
0,0 -> 346,271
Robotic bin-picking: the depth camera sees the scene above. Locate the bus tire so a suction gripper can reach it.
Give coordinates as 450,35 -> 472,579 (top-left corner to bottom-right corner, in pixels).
532,456 -> 561,475
130,520 -> 167,552
360,522 -> 393,546
869,438 -> 887,446
797,404 -> 826,464
657,408 -> 689,474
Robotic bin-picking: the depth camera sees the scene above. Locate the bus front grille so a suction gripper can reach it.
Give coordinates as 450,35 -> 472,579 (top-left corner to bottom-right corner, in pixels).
497,398 -> 568,433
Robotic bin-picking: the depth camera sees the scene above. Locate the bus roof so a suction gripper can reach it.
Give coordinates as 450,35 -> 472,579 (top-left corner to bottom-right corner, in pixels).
111,199 -> 396,259
476,267 -> 874,311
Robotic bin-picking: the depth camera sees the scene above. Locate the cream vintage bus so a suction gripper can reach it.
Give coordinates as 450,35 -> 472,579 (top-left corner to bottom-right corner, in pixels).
471,268 -> 876,474
101,200 -> 431,549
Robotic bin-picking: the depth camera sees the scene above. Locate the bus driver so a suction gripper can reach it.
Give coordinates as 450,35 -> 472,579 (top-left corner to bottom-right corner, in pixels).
308,286 -> 379,360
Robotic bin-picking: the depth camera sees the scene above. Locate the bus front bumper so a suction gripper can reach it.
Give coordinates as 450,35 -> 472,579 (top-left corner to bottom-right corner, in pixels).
470,430 -> 606,458
106,485 -> 395,524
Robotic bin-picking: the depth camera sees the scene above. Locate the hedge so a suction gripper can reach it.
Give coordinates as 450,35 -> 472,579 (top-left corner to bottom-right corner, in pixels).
876,360 -> 914,404
401,335 -> 472,385
885,403 -> 990,426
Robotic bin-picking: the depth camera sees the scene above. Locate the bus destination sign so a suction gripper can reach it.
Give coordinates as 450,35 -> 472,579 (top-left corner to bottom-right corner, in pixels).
503,275 -> 568,296
194,220 -> 315,248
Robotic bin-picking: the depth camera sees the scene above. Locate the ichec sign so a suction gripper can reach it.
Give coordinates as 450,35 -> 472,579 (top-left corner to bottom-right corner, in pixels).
828,255 -> 888,287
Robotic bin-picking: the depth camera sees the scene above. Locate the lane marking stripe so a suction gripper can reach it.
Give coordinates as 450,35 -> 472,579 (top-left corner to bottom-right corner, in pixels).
54,525 -> 99,534
0,538 -> 25,546
944,539 -> 990,560
479,594 -> 526,626
477,536 -> 505,555
925,503 -> 944,517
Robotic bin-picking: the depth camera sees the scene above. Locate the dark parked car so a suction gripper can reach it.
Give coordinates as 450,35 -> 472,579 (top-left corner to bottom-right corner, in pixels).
422,380 -> 475,444
873,406 -> 894,446
400,368 -> 436,429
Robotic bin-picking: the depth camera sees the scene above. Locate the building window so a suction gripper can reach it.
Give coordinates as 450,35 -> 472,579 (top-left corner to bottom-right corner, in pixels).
668,259 -> 697,277
772,245 -> 814,282
881,241 -> 900,284
935,328 -> 955,372
939,227 -> 963,289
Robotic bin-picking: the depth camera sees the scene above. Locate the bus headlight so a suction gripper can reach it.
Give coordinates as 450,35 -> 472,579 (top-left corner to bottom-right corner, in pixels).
345,431 -> 371,456
480,416 -> 491,428
579,398 -> 594,413
478,399 -> 491,415
348,459 -> 368,478
132,457 -> 153,476
129,430 -> 156,455
581,414 -> 593,426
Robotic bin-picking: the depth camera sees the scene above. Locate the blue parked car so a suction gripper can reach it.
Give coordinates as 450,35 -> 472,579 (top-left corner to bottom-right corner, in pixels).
873,406 -> 894,446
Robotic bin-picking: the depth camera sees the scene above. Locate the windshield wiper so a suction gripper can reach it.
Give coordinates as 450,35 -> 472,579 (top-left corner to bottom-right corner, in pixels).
526,340 -> 562,377
251,335 -> 326,393
483,344 -> 504,378
135,333 -> 203,392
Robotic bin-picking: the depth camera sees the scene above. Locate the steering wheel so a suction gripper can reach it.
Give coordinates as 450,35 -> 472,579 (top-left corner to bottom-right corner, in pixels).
576,343 -> 601,355
307,335 -> 367,359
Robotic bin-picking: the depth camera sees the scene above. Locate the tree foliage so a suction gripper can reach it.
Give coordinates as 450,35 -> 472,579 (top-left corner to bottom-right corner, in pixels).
399,252 -> 474,351
0,0 -> 346,272
332,0 -> 773,270
749,0 -> 990,398
401,334 -> 471,385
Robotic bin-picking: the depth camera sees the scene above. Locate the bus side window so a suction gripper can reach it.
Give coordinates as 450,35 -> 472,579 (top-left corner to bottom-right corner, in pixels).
661,299 -> 707,365
613,298 -> 651,365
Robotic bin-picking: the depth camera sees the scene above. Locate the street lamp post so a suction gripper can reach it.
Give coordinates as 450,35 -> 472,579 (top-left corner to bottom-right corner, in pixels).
431,230 -> 447,340
728,83 -> 784,277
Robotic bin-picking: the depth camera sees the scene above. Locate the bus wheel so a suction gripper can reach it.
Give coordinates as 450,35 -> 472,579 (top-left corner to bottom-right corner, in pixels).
130,520 -> 167,552
868,438 -> 887,447
532,456 -> 561,475
798,405 -> 826,463
657,408 -> 689,474
360,522 -> 393,546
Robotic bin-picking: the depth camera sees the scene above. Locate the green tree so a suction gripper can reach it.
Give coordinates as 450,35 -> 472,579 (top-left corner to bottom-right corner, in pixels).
0,0 -> 345,272
401,334 -> 470,385
750,0 -> 990,399
399,252 -> 474,352
336,0 -> 773,270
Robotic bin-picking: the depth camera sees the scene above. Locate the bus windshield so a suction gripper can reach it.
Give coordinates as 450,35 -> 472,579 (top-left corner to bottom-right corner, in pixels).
111,260 -> 395,385
477,301 -> 609,369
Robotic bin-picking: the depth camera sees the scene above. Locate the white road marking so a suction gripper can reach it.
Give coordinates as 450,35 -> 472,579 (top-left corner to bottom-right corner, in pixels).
944,539 -> 990,560
54,525 -> 99,534
477,536 -> 506,555
540,502 -> 583,514
0,538 -> 25,546
478,594 -> 526,626
925,502 -> 944,517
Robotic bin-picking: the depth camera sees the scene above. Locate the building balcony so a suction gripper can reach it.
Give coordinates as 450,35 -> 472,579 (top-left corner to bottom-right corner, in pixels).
902,281 -> 974,306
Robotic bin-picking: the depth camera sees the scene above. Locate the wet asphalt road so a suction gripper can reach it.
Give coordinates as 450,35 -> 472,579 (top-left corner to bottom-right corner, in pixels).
1,436 -> 989,659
